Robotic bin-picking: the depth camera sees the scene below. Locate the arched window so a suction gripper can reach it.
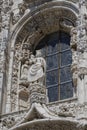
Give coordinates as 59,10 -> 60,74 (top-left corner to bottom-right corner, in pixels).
35,31 -> 73,102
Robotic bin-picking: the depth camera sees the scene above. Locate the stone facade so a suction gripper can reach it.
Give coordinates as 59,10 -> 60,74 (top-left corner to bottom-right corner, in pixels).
0,0 -> 87,130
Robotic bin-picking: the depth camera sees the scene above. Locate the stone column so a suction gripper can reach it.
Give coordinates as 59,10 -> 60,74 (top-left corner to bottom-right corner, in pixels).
76,0 -> 87,104
6,47 -> 14,113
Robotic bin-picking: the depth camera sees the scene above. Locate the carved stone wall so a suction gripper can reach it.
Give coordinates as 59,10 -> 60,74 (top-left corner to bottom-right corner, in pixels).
1,0 -> 87,130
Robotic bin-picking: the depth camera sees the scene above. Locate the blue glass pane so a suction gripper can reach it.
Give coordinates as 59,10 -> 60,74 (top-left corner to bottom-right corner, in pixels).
41,47 -> 46,57
61,51 -> 72,66
60,67 -> 72,83
48,86 -> 58,102
60,82 -> 73,100
47,43 -> 58,54
60,32 -> 70,50
47,54 -> 58,70
47,33 -> 59,54
46,70 -> 58,86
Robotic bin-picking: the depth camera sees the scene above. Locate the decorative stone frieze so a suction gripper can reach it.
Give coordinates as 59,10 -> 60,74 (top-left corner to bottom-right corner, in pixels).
2,116 -> 15,129
1,110 -> 27,129
48,102 -> 87,118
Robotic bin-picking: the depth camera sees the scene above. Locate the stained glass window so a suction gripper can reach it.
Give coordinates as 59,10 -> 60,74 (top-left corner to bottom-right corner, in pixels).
35,31 -> 73,102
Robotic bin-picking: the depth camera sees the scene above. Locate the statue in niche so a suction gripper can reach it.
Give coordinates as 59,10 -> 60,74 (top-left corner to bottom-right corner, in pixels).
28,50 -> 46,85
19,41 -> 33,87
21,60 -> 29,80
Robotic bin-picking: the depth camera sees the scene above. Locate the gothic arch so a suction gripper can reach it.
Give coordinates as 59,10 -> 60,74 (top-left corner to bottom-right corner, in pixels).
6,0 -> 79,112
10,0 -> 79,49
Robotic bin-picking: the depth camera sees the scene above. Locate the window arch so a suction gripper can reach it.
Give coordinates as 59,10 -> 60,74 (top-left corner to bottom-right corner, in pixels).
35,31 -> 74,102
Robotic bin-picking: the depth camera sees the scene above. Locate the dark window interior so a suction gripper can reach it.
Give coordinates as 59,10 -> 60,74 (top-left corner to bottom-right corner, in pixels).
35,31 -> 73,102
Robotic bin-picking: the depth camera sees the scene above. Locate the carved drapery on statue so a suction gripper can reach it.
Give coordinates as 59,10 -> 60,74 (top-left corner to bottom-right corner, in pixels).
28,51 -> 46,85
28,50 -> 47,105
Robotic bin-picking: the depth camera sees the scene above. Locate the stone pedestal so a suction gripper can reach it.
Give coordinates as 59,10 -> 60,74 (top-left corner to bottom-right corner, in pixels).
29,83 -> 47,105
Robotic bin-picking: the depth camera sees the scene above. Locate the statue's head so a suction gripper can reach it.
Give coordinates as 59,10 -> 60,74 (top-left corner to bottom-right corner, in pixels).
36,50 -> 42,57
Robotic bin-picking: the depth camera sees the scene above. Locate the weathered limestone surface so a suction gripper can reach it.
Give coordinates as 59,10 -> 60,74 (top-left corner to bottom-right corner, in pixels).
0,0 -> 87,130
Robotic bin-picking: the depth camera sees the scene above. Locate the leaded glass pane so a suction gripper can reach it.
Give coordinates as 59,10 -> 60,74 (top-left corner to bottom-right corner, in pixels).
60,32 -> 70,50
46,54 -> 59,70
61,50 -> 72,66
60,82 -> 73,100
48,85 -> 58,102
60,67 -> 72,83
46,70 -> 58,86
47,33 -> 59,54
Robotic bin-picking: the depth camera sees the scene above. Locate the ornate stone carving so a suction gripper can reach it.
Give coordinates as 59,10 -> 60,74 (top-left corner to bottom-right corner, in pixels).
48,102 -> 87,118
70,27 -> 77,50
28,51 -> 46,85
18,3 -> 26,15
30,92 -> 47,104
70,27 -> 78,94
11,42 -> 21,111
19,42 -> 32,86
58,104 -> 74,117
77,0 -> 87,53
28,51 -> 47,105
29,83 -> 46,95
9,0 -> 13,6
20,42 -> 32,62
78,52 -> 87,79
20,60 -> 29,80
11,12 -> 20,25
2,116 -> 15,128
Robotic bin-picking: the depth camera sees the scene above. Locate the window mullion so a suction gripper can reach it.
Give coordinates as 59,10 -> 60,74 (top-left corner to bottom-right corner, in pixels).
58,31 -> 61,100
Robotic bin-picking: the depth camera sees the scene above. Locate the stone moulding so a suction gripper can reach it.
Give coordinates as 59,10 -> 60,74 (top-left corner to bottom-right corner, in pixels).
10,0 -> 79,45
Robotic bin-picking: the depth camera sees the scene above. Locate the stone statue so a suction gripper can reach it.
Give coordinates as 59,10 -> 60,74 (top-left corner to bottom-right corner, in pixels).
21,60 -> 29,80
28,51 -> 46,85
